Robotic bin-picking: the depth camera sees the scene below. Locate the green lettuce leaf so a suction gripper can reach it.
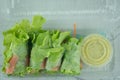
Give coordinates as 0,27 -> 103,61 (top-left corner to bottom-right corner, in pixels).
29,15 -> 46,43
46,47 -> 65,71
51,30 -> 60,42
30,46 -> 49,71
32,15 -> 46,28
52,32 -> 70,47
35,31 -> 52,48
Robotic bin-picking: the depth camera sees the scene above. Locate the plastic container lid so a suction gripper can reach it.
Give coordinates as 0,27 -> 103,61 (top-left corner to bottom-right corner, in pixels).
81,34 -> 112,67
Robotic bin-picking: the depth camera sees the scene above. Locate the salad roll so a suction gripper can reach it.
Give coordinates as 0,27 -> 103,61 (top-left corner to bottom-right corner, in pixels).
61,38 -> 81,74
30,31 -> 51,72
46,32 -> 70,71
2,20 -> 30,76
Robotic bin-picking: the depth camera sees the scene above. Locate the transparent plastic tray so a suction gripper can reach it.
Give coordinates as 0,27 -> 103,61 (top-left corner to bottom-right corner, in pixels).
0,0 -> 120,80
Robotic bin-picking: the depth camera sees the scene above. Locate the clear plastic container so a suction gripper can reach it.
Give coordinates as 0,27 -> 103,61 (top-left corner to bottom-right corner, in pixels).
0,0 -> 120,80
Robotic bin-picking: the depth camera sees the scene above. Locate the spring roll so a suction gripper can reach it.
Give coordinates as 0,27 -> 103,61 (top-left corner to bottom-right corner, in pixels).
46,32 -> 70,71
30,31 -> 51,72
61,38 -> 81,74
2,20 -> 30,76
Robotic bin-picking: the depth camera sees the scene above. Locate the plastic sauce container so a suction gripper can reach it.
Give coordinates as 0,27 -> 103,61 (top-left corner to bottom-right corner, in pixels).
81,34 -> 113,67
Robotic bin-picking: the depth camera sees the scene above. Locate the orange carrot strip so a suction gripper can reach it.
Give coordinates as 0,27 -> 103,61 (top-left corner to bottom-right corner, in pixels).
73,23 -> 76,37
80,60 -> 83,69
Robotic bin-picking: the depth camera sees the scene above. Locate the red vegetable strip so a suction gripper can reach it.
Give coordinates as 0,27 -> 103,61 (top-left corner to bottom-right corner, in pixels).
6,54 -> 18,74
26,55 -> 30,66
51,66 -> 60,71
40,58 -> 47,69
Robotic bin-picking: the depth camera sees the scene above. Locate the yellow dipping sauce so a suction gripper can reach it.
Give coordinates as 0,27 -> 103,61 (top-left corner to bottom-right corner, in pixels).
81,34 -> 112,67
